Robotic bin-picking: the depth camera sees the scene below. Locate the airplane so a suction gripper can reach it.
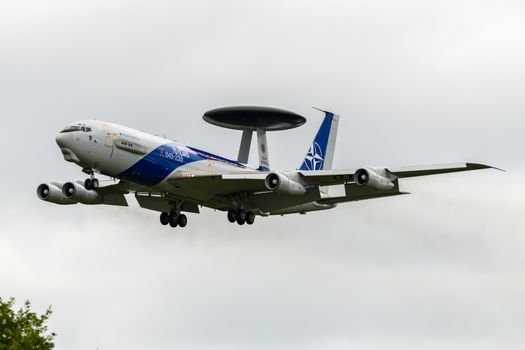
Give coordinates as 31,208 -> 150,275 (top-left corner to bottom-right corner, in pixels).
37,106 -> 498,228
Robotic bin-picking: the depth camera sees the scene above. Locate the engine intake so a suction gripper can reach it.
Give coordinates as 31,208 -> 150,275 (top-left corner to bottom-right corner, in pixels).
37,183 -> 77,205
355,168 -> 395,191
62,182 -> 103,204
265,172 -> 306,195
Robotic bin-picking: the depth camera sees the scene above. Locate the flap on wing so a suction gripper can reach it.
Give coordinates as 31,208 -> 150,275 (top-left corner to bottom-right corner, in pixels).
96,183 -> 130,195
95,179 -> 155,195
89,181 -> 130,206
103,194 -> 129,206
318,183 -> 408,205
298,169 -> 355,186
387,162 -> 500,178
135,194 -> 200,213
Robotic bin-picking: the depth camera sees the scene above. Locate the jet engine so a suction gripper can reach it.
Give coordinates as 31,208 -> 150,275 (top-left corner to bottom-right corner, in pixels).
62,181 -> 103,204
265,172 -> 306,195
37,182 -> 77,205
354,168 -> 395,191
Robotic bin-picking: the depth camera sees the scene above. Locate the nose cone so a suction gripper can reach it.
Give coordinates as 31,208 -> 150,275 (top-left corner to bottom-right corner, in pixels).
55,132 -> 80,163
55,132 -> 67,147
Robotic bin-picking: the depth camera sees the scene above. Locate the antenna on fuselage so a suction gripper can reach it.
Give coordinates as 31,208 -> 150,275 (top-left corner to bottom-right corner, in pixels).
202,106 -> 306,170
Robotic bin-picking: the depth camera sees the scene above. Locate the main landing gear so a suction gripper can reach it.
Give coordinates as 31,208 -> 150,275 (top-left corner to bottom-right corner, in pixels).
160,200 -> 188,229
227,209 -> 255,226
160,211 -> 188,228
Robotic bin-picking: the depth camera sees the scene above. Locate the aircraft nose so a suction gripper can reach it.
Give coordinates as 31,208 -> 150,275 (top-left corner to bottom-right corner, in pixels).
55,132 -> 67,147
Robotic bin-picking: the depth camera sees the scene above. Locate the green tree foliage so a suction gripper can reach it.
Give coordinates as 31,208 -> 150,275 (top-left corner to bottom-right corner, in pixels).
0,297 -> 56,350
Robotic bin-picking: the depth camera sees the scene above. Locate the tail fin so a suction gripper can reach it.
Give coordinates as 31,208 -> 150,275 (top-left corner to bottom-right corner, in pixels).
300,110 -> 339,171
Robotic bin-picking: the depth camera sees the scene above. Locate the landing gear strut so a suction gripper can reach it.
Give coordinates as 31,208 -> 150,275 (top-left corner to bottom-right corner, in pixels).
227,209 -> 255,226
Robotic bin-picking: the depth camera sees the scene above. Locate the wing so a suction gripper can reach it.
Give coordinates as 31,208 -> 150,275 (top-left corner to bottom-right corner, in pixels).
299,162 -> 499,186
386,162 -> 501,178
101,163 -> 497,213
167,171 -> 268,195
163,162 -> 498,200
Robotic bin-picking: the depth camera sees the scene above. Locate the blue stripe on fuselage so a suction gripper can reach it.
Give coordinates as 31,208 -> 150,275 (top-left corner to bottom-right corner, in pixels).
118,142 -> 252,187
118,143 -> 201,186
187,146 -> 249,169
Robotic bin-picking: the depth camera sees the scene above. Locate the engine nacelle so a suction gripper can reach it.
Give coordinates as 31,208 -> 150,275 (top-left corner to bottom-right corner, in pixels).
265,172 -> 306,195
37,183 -> 77,205
354,168 -> 395,191
62,181 -> 103,204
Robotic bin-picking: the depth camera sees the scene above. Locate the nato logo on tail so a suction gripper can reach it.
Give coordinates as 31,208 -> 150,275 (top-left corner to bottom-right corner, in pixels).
300,110 -> 339,171
303,142 -> 325,170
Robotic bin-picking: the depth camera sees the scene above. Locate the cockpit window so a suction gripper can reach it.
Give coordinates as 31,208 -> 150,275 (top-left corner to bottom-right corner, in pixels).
60,125 -> 92,133
60,125 -> 82,133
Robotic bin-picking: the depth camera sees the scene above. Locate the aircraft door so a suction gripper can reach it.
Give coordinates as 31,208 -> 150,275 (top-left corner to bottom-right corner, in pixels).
104,126 -> 115,158
105,129 -> 114,147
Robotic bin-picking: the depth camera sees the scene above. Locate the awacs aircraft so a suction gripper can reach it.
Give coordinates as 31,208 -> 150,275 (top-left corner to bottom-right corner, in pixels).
37,106 -> 497,228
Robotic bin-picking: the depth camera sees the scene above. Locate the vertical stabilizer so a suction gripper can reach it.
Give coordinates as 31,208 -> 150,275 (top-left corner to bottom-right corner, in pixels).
300,110 -> 339,171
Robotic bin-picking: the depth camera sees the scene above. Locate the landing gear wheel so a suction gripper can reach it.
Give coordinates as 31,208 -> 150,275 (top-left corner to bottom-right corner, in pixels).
169,212 -> 179,227
178,214 -> 187,228
245,211 -> 255,225
237,209 -> 246,221
227,209 -> 237,223
236,217 -> 246,225
160,212 -> 169,225
84,178 -> 99,190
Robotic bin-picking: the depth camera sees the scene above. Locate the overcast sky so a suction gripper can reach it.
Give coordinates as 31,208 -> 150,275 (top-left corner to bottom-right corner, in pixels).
1,0 -> 524,349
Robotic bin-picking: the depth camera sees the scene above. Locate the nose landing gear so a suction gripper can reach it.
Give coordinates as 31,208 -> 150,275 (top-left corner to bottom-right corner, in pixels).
82,168 -> 99,190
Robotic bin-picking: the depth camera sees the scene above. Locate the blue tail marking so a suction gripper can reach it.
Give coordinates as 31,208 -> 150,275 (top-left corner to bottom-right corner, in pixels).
300,112 -> 335,171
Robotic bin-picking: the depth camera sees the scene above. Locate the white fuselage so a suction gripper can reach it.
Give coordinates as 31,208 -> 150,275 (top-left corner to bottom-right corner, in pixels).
55,120 -> 256,194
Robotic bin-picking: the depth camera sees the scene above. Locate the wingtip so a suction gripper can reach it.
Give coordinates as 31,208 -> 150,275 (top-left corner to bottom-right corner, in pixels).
466,163 -> 506,172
